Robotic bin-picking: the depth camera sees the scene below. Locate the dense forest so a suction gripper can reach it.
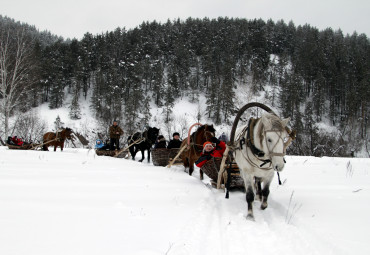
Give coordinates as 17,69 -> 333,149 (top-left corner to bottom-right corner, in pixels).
0,15 -> 369,157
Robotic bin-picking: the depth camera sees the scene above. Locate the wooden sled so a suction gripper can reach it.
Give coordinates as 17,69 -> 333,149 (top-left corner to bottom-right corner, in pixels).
201,157 -> 244,190
152,148 -> 182,167
95,149 -> 128,158
6,143 -> 37,150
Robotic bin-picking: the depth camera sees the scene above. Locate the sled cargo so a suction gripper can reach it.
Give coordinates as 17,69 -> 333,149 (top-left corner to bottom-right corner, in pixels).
152,148 -> 182,166
201,157 -> 244,189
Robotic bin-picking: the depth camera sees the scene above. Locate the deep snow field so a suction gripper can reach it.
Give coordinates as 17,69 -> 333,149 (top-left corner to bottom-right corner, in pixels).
0,147 -> 369,255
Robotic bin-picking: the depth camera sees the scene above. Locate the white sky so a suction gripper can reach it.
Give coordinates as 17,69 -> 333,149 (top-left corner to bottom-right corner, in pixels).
1,0 -> 369,39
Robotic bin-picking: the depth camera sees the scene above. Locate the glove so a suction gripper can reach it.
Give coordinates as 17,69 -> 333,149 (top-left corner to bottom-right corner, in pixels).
210,137 -> 219,144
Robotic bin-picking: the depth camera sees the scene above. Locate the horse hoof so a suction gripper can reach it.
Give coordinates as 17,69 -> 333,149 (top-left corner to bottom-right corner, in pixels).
261,202 -> 268,210
246,214 -> 255,221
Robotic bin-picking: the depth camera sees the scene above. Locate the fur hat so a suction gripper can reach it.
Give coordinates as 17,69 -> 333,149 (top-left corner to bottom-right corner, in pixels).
173,132 -> 180,137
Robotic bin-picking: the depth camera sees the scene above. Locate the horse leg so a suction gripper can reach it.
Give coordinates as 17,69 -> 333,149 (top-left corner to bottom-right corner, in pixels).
61,142 -> 64,151
255,177 -> 262,201
147,148 -> 151,163
260,181 -> 271,210
43,145 -> 48,151
54,145 -> 57,152
199,169 -> 204,180
242,174 -> 255,219
246,185 -> 255,219
139,149 -> 145,162
189,158 -> 194,176
129,146 -> 136,160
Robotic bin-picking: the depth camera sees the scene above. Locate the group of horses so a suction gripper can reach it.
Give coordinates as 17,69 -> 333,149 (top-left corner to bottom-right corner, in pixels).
41,110 -> 293,220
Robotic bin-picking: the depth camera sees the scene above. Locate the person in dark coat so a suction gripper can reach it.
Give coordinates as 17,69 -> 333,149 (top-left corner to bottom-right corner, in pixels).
195,137 -> 226,168
167,132 -> 182,149
218,132 -> 229,143
154,135 -> 167,149
109,120 -> 124,150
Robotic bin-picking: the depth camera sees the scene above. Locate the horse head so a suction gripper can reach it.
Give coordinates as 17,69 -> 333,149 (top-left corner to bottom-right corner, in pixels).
193,124 -> 216,148
147,127 -> 160,144
64,128 -> 73,140
258,113 -> 290,172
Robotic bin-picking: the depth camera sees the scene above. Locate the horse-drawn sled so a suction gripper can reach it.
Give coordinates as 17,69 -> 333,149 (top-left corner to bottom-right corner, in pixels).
167,102 -> 296,219
217,102 -> 296,218
5,128 -> 89,152
5,136 -> 39,150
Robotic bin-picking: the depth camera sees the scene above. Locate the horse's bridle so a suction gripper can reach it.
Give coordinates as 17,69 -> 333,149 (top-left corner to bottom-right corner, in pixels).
263,129 -> 288,157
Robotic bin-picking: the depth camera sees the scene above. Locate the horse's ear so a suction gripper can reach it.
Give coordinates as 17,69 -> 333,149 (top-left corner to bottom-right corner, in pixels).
261,114 -> 272,127
281,117 -> 291,128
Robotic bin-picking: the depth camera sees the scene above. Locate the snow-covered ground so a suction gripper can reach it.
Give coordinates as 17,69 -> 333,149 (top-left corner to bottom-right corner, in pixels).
0,147 -> 369,255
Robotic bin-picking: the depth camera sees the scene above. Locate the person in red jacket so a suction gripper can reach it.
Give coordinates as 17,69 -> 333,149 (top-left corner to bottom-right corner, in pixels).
195,137 -> 226,168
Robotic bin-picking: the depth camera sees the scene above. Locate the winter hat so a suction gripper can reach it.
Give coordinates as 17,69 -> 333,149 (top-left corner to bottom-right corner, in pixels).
203,141 -> 214,151
173,132 -> 180,137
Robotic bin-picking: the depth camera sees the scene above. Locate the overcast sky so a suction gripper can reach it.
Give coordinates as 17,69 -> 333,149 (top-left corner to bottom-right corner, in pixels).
1,0 -> 369,39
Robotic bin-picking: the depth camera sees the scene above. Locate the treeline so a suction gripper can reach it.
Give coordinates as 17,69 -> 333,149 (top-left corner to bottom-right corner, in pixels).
1,16 -> 369,156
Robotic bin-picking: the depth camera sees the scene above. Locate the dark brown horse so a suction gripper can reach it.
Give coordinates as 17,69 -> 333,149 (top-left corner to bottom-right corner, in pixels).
180,124 -> 216,180
42,128 -> 73,151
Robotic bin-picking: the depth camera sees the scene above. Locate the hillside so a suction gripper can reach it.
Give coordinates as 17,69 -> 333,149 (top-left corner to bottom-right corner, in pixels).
1,16 -> 369,157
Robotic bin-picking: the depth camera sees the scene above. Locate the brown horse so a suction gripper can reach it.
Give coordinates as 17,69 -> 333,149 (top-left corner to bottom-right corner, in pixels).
180,124 -> 216,180
42,128 -> 73,151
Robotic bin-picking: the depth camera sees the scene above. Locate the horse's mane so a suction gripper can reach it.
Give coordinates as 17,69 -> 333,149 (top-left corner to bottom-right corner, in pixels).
257,114 -> 285,144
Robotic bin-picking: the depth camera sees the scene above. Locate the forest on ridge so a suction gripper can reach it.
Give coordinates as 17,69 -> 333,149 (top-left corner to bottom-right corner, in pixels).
0,15 -> 369,157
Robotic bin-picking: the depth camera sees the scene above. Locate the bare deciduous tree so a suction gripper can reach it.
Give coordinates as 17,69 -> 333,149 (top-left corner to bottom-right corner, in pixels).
13,110 -> 47,143
0,28 -> 36,139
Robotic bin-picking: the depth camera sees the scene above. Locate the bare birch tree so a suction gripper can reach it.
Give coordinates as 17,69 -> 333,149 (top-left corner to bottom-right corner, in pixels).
0,29 -> 36,139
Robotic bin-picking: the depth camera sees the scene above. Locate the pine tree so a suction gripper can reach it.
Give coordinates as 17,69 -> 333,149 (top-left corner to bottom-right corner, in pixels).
69,79 -> 81,120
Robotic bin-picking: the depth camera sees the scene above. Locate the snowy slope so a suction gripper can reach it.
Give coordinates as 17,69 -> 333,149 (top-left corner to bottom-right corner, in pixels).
0,147 -> 369,255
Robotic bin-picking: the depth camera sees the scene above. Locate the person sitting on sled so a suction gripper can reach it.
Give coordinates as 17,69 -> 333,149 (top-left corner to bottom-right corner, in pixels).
8,136 -> 24,146
167,132 -> 182,149
154,135 -> 167,149
195,137 -> 226,168
95,139 -> 109,151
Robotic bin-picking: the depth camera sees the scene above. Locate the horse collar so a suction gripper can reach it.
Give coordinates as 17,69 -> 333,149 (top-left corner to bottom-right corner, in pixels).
247,118 -> 265,158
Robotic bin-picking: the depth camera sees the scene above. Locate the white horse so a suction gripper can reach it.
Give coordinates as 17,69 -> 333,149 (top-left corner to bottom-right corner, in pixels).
234,113 -> 292,219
